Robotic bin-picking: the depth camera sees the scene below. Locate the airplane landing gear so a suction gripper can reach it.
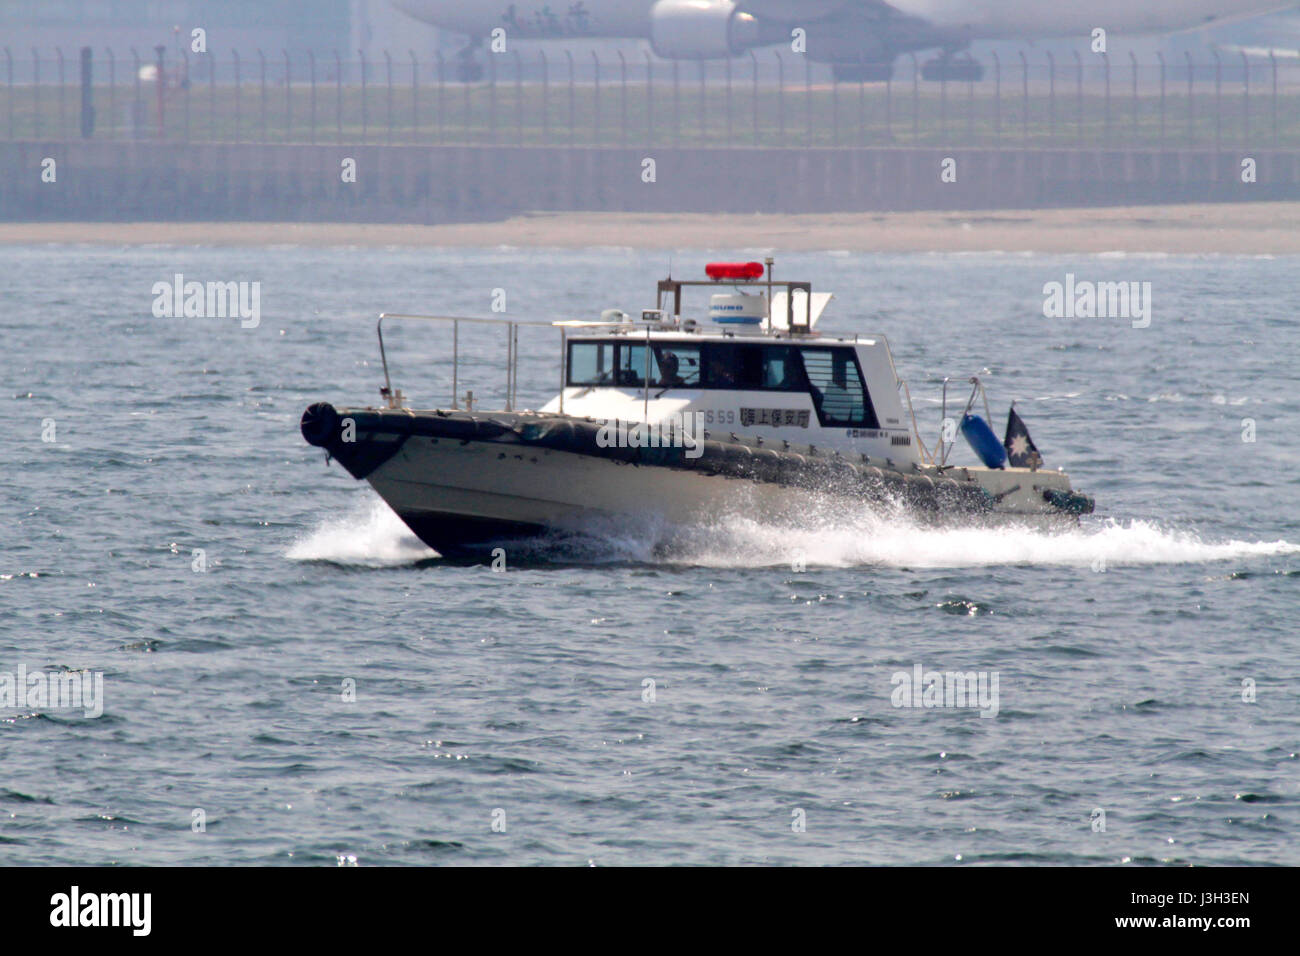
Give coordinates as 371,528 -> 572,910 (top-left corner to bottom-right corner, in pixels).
456,37 -> 484,82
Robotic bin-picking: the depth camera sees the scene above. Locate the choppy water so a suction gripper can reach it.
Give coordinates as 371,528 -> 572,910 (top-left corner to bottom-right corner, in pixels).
3,244 -> 1298,865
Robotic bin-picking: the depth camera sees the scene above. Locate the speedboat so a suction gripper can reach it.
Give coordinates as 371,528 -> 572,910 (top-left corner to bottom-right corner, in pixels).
300,259 -> 1093,558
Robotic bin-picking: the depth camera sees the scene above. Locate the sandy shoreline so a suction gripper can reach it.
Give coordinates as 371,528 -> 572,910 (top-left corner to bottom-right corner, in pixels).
2,203 -> 1298,254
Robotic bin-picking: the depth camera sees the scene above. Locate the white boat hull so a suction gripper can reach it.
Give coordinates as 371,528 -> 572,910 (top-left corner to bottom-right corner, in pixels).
301,404 -> 1090,558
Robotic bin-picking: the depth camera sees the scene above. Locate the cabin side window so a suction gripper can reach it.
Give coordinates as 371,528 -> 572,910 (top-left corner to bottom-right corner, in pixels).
567,341 -> 618,386
701,343 -> 762,389
799,347 -> 879,429
698,344 -> 806,390
760,346 -> 809,391
568,340 -> 877,430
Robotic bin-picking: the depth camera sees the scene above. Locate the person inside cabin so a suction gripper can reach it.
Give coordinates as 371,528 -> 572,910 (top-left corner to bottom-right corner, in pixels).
656,350 -> 683,387
707,355 -> 735,387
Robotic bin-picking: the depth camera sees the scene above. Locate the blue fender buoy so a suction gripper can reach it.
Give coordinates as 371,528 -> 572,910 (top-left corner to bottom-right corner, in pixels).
961,413 -> 1007,469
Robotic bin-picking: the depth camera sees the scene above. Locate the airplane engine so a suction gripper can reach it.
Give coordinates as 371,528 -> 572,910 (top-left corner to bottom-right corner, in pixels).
649,0 -> 761,58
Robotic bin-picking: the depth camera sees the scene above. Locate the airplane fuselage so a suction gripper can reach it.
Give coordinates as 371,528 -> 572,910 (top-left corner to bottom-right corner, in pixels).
884,0 -> 1283,37
394,0 -> 1287,42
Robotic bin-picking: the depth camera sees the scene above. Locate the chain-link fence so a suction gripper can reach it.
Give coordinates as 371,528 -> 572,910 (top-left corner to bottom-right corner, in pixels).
4,46 -> 1300,149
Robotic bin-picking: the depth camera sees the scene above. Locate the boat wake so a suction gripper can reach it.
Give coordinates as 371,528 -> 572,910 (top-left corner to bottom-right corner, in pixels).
666,512 -> 1299,570
287,496 -> 1298,571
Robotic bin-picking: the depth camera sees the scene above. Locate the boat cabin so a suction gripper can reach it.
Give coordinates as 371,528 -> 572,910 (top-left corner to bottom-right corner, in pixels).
539,260 -> 921,464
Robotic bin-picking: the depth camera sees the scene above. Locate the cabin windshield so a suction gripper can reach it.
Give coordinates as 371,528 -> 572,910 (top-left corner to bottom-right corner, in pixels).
568,340 -> 701,388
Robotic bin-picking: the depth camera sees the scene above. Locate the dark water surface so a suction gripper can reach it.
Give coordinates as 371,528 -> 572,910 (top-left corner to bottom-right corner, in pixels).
3,245 -> 1297,865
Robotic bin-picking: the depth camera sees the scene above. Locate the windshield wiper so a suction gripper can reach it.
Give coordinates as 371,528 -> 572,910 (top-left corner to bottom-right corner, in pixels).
654,377 -> 699,398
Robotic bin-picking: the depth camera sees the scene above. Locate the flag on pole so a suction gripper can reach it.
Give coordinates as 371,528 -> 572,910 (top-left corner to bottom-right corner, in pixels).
1003,406 -> 1043,470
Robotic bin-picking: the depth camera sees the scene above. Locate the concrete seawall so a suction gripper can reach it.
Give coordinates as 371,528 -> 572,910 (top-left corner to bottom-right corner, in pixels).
4,142 -> 1298,222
